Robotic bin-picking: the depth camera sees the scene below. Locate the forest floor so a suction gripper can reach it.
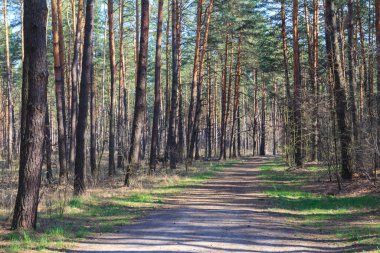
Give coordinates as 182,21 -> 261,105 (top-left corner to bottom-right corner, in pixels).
1,156 -> 379,252
68,156 -> 380,253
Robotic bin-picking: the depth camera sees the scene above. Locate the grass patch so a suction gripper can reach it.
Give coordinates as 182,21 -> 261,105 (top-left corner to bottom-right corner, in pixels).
0,160 -> 237,252
260,159 -> 380,249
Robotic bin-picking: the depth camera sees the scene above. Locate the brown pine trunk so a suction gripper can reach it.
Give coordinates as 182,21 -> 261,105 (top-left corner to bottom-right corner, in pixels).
90,63 -> 96,177
325,0 -> 353,180
187,0 -> 203,158
229,37 -> 242,158
45,108 -> 53,184
347,0 -> 358,143
164,0 -> 171,151
219,34 -> 229,160
117,0 -> 125,170
70,0 -> 84,169
167,0 -> 179,169
189,0 -> 214,160
252,69 -> 258,156
11,0 -> 48,229
108,0 -> 116,176
3,0 -> 14,169
375,0 -> 380,169
125,0 -> 149,185
260,79 -> 266,156
293,0 -> 303,167
51,0 -> 68,183
311,0 -> 319,161
177,0 -> 185,161
150,0 -> 164,173
74,0 -> 95,195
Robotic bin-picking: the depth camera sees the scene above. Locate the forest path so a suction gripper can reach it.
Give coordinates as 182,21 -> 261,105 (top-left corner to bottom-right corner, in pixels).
69,156 -> 351,253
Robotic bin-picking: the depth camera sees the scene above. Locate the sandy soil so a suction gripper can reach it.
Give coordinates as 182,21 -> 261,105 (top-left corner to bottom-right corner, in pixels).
68,157 -> 354,253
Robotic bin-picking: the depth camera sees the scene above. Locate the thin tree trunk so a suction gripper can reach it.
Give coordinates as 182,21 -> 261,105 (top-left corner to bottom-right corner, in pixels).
167,0 -> 179,170
90,63 -> 97,177
45,108 -> 53,184
51,0 -> 68,183
117,0 -> 125,169
3,0 -> 14,169
108,0 -> 116,176
260,79 -> 266,156
70,0 -> 84,169
187,0 -> 203,159
219,34 -> 229,160
74,0 -> 95,195
293,0 -> 303,167
375,0 -> 380,169
150,0 -> 164,173
189,0 -> 214,160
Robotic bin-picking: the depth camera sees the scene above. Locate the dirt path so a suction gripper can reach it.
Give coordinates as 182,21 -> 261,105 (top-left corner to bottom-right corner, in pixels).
69,157 -> 353,253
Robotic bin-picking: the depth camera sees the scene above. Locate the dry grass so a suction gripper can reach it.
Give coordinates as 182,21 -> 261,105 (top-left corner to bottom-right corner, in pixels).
0,159 -> 236,252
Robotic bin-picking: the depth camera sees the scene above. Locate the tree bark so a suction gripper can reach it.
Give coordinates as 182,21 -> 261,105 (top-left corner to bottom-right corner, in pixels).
11,0 -> 48,229
325,0 -> 353,180
150,0 -> 164,173
3,0 -> 14,169
108,0 -> 116,176
375,0 -> 380,169
70,0 -> 84,169
187,0 -> 203,158
189,0 -> 214,160
74,0 -> 95,195
51,0 -> 68,183
167,0 -> 179,169
125,0 -> 149,185
293,0 -> 303,167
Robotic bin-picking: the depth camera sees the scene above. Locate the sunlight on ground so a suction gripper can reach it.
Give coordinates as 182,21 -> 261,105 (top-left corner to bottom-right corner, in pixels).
259,160 -> 380,250
0,160 -> 237,252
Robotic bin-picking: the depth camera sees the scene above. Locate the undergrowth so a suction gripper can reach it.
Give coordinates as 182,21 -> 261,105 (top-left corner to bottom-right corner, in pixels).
260,159 -> 380,251
0,160 -> 237,252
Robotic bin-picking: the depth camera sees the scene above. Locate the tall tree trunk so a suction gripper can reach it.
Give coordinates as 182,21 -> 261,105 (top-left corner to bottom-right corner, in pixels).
51,0 -> 68,183
219,34 -> 229,160
187,0 -> 203,159
260,79 -> 266,156
3,0 -> 14,169
117,0 -> 126,170
108,0 -> 116,176
165,0 -> 171,152
11,0 -> 48,229
150,0 -> 164,173
311,0 -> 319,161
70,0 -> 84,169
177,0 -> 185,161
167,0 -> 179,169
229,37 -> 242,158
375,0 -> 380,169
293,0 -> 303,167
125,0 -> 149,185
189,0 -> 214,160
74,0 -> 95,195
325,0 -> 353,180
90,63 -> 97,177
347,0 -> 359,145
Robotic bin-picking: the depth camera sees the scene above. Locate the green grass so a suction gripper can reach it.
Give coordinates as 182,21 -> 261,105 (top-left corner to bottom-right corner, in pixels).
0,160 -> 237,252
260,160 -> 380,250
